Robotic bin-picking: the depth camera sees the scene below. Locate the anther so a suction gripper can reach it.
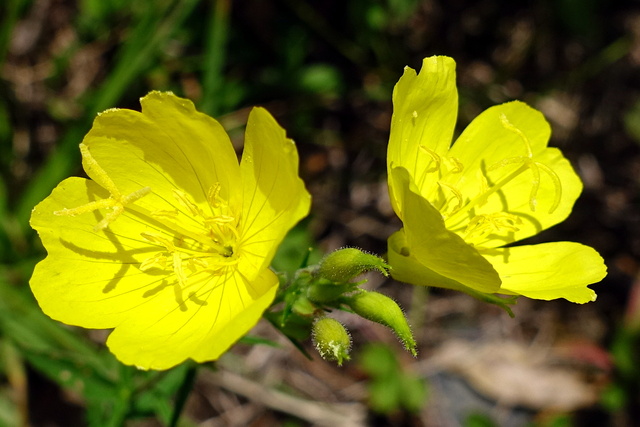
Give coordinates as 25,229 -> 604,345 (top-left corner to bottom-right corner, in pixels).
419,145 -> 441,173
437,181 -> 464,214
53,144 -> 151,230
173,190 -> 201,217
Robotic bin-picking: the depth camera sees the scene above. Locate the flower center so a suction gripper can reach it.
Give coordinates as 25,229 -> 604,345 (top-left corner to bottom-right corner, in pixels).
139,187 -> 241,310
414,112 -> 563,245
53,143 -> 241,309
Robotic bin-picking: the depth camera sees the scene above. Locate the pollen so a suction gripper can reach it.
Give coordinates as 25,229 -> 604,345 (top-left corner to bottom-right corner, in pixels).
137,184 -> 240,299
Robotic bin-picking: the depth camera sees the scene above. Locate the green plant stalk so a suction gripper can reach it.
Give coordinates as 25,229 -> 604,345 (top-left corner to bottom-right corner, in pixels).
200,0 -> 231,116
169,364 -> 198,427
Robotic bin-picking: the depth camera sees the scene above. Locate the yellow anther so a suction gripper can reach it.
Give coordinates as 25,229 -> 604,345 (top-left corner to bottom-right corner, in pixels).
419,145 -> 441,173
140,253 -> 169,271
207,183 -> 222,208
437,181 -> 464,213
151,209 -> 179,219
483,114 -> 563,214
187,257 -> 209,272
444,156 -> 464,173
140,232 -> 176,252
487,156 -> 562,214
54,198 -> 118,217
464,212 -> 522,242
94,205 -> 124,232
536,162 -> 562,214
122,186 -> 151,204
54,144 -> 151,231
204,215 -> 235,226
173,189 -> 201,217
528,162 -> 541,211
172,252 -> 188,287
79,143 -> 121,198
487,155 -> 529,171
500,114 -> 533,157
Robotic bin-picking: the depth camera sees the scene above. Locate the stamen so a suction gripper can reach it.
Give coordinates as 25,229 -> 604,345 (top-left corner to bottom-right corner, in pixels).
79,143 -> 121,198
54,198 -> 118,217
151,209 -> 179,219
528,162 -> 541,211
122,186 -> 152,204
418,145 -> 441,173
141,232 -> 176,252
184,258 -> 208,274
207,183 -> 222,208
94,205 -> 125,232
204,215 -> 235,226
140,253 -> 169,271
444,156 -> 464,173
464,212 -> 522,243
437,181 -> 464,214
173,189 -> 201,217
173,252 -> 188,287
500,114 -> 532,157
536,162 -> 562,213
485,113 -> 563,213
53,144 -> 151,230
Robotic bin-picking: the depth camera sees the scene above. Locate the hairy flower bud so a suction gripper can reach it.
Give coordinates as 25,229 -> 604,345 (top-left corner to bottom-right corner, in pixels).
317,248 -> 390,283
312,317 -> 352,366
346,291 -> 417,356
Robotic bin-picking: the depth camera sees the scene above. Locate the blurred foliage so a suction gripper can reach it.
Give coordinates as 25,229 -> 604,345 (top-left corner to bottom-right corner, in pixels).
359,343 -> 427,414
0,0 -> 639,425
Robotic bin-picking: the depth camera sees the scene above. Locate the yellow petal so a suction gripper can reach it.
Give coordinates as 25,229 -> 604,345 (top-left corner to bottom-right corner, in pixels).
31,178 -> 174,328
389,167 -> 501,292
444,102 -> 583,247
449,101 -> 552,164
84,91 -> 242,213
106,269 -> 278,370
388,230 -> 499,294
387,56 -> 458,214
482,242 -> 606,303
239,107 -> 311,280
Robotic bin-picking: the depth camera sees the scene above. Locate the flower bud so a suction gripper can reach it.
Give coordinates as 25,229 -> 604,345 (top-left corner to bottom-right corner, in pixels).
317,248 -> 390,283
346,291 -> 417,356
312,317 -> 352,366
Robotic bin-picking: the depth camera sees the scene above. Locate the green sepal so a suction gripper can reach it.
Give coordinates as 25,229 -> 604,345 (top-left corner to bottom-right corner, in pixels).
317,247 -> 390,283
344,290 -> 417,356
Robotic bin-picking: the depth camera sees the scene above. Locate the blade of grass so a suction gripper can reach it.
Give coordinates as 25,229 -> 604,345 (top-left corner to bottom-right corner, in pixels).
169,364 -> 198,427
200,0 -> 231,116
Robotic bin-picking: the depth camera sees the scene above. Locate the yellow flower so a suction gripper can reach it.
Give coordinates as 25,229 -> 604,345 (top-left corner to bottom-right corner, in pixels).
30,92 -> 311,370
387,56 -> 606,304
